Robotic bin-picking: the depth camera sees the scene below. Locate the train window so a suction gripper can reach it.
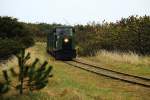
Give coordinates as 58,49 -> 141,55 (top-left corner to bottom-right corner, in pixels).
56,28 -> 73,36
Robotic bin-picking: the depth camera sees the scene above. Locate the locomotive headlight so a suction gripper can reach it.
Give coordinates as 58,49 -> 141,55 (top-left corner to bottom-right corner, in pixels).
64,38 -> 69,43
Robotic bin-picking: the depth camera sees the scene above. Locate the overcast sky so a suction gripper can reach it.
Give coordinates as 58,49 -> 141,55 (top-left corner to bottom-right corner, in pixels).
0,0 -> 150,25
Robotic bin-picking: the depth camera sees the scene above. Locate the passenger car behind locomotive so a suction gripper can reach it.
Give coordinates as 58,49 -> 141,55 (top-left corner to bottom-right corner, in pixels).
47,26 -> 76,60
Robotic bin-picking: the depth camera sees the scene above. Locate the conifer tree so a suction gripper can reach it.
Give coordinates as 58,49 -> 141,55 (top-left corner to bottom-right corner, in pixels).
0,48 -> 53,95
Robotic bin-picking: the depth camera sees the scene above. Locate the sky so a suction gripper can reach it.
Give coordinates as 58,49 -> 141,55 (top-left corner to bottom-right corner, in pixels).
0,0 -> 150,25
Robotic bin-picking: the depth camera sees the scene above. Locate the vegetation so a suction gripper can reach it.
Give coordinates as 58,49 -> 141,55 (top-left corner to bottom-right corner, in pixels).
84,50 -> 150,77
7,15 -> 149,57
0,15 -> 150,99
75,15 -> 150,56
0,38 -> 21,60
0,16 -> 34,60
26,23 -> 62,42
0,48 -> 53,96
1,43 -> 149,100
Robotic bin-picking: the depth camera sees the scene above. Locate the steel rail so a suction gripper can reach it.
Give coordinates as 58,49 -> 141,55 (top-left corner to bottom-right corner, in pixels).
63,59 -> 150,88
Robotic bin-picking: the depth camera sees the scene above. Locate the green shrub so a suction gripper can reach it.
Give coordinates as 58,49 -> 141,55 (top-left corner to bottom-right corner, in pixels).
0,38 -> 22,59
75,15 -> 150,56
0,16 -> 34,60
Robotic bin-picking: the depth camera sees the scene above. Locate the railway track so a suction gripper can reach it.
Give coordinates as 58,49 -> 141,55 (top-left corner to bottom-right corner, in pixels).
63,59 -> 150,88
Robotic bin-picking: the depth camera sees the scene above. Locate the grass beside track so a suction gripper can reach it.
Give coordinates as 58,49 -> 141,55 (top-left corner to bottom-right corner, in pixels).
84,50 -> 150,78
0,43 -> 150,100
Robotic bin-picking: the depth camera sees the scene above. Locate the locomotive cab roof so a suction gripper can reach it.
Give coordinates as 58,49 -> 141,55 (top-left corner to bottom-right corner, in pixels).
54,26 -> 74,29
52,26 -> 75,34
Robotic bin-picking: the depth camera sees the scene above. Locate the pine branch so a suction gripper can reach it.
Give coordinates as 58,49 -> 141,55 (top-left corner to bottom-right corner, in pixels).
0,48 -> 53,95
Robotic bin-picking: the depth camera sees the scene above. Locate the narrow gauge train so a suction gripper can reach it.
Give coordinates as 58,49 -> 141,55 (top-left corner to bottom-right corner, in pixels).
47,26 -> 76,60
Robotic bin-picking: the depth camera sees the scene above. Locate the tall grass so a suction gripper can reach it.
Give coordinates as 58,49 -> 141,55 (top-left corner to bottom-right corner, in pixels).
0,43 -> 150,100
95,50 -> 150,65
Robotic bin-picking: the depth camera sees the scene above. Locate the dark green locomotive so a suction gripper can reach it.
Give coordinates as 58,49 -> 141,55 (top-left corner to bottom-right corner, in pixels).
47,26 -> 76,60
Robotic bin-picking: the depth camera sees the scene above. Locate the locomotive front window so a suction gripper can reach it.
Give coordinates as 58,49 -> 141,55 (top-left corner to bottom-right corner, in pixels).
56,28 -> 73,36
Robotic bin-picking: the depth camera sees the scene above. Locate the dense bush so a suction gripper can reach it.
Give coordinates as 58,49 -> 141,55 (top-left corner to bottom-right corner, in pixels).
75,15 -> 150,56
26,23 -> 62,42
0,16 -> 34,60
0,38 -> 22,59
